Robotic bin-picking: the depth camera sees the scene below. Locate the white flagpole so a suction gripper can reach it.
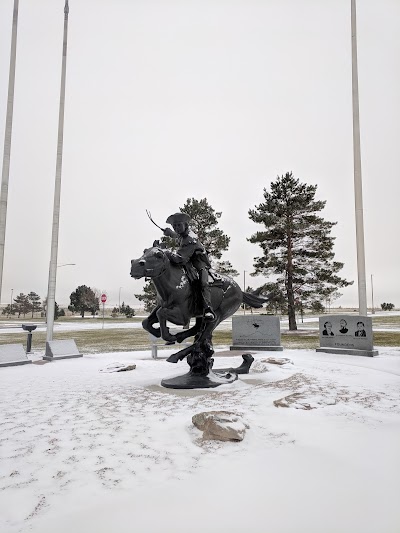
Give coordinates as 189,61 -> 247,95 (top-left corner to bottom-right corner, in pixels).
0,0 -> 19,303
351,0 -> 367,316
46,0 -> 70,342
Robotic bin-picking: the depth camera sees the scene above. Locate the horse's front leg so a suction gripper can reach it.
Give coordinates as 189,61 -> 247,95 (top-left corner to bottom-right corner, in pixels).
156,307 -> 177,343
175,317 -> 203,343
142,306 -> 162,338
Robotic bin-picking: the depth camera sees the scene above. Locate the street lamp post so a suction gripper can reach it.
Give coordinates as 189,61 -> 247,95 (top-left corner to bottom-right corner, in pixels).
119,287 -> 122,313
10,288 -> 13,315
45,263 -> 75,324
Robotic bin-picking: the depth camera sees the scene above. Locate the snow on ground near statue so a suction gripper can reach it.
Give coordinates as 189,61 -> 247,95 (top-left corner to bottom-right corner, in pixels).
1,348 -> 400,533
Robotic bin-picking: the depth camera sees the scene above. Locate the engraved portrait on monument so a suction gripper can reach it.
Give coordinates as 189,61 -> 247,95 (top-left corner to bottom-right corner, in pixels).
355,321 -> 367,337
322,321 -> 334,336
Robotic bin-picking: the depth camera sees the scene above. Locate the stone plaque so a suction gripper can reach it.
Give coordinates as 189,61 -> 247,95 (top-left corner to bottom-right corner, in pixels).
230,315 -> 283,351
316,315 -> 378,357
44,339 -> 82,360
0,344 -> 32,367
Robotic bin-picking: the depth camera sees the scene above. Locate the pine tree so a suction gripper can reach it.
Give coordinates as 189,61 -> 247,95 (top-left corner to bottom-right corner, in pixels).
13,293 -> 30,318
178,198 -> 238,275
2,304 -> 16,317
124,305 -> 135,318
54,302 -> 65,320
248,172 -> 352,330
135,282 -> 158,313
43,298 -> 66,319
27,291 -> 42,318
255,282 -> 288,315
178,199 -> 228,259
68,285 -> 99,318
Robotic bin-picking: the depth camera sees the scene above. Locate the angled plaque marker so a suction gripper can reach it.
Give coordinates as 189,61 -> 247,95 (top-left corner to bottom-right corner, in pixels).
43,339 -> 82,361
0,344 -> 32,367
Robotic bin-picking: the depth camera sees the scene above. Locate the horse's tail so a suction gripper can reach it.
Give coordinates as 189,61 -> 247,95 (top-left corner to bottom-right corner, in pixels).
242,291 -> 268,309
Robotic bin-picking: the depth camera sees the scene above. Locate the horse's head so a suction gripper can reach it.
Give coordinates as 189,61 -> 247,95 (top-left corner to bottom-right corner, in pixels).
130,246 -> 168,279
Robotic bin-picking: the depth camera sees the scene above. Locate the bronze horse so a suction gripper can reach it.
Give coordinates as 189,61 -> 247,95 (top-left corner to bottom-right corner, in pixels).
130,246 -> 266,353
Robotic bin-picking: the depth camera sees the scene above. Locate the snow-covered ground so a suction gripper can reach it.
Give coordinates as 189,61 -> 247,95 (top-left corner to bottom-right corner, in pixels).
1,347 -> 400,533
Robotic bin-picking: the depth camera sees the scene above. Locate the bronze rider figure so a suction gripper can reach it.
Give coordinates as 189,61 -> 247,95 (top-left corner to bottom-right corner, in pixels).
163,212 -> 216,321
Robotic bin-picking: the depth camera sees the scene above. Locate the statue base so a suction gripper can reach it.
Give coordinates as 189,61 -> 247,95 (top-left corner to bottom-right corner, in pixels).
161,370 -> 238,389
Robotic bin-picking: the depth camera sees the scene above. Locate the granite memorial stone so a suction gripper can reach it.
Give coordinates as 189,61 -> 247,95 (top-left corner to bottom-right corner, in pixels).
230,315 -> 283,351
316,315 -> 378,357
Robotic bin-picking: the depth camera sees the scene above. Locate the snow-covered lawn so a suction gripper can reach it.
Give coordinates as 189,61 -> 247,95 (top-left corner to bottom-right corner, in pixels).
1,347 -> 399,533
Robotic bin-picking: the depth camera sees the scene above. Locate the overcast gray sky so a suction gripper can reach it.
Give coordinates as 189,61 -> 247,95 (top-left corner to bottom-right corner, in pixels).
0,0 -> 399,310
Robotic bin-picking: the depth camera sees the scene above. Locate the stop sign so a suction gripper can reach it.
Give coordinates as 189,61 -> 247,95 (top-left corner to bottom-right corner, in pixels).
101,294 -> 107,303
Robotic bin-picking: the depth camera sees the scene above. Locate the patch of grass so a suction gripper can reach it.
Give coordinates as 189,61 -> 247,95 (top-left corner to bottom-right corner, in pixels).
56,316 -> 144,324
1,326 -> 398,354
0,328 -> 151,354
212,330 -> 233,345
0,316 -> 143,324
372,332 -> 400,347
372,315 -> 400,327
0,317 -> 46,324
0,328 -> 235,354
282,334 -> 320,349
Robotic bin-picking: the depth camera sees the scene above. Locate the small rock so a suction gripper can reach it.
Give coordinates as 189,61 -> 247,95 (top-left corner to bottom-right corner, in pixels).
99,363 -> 136,373
274,392 -> 337,410
192,411 -> 249,442
263,357 -> 294,366
273,397 -> 291,408
116,364 -> 136,372
250,360 -> 269,373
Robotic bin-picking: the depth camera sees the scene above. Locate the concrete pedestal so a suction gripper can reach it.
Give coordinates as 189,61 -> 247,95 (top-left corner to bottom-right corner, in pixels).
316,347 -> 378,357
230,345 -> 283,351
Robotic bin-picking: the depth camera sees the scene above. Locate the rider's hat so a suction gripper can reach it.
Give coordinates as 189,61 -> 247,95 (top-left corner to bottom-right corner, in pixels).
166,212 -> 191,225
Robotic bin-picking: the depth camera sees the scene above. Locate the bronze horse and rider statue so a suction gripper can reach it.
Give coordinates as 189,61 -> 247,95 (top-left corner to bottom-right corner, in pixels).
130,212 -> 268,388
